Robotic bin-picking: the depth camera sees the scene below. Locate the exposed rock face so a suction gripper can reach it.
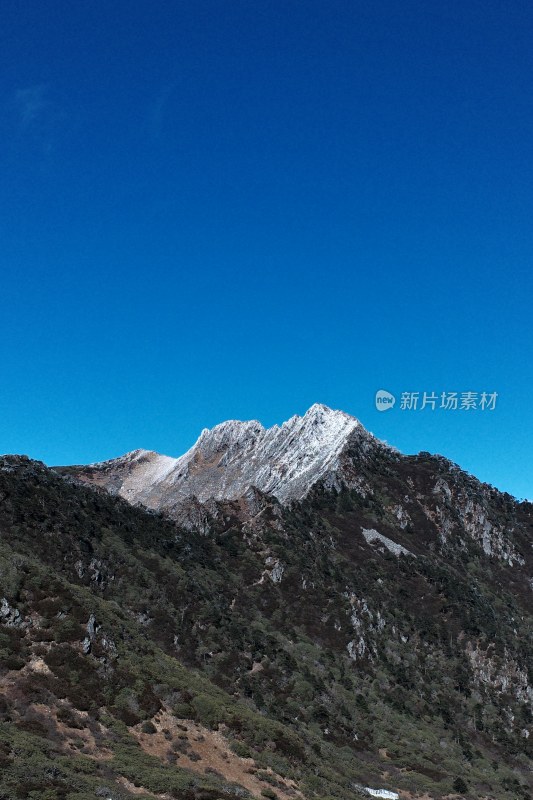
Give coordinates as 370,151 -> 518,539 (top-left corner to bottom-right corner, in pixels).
0,597 -> 23,628
66,404 -> 386,511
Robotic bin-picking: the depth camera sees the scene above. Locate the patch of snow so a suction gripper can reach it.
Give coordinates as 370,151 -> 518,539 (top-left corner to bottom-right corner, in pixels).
362,528 -> 414,557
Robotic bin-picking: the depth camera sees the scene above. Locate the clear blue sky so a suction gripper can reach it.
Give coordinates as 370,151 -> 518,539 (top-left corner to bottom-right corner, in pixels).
1,1 -> 532,499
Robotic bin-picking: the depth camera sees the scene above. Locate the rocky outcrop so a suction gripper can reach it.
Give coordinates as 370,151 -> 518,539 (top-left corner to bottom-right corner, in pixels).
0,597 -> 23,628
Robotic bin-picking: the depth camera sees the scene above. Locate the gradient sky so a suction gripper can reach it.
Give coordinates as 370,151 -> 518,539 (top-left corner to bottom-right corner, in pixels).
1,1 -> 532,499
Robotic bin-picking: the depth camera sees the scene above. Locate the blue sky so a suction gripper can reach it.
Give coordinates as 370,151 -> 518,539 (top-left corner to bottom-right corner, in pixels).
1,1 -> 532,499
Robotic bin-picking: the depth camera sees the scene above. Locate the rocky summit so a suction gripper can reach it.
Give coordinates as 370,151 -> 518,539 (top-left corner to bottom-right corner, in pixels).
0,406 -> 532,800
64,404 -> 386,514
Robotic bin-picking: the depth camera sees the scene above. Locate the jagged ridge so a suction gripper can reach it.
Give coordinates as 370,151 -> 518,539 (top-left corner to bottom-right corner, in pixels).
70,404 -> 383,509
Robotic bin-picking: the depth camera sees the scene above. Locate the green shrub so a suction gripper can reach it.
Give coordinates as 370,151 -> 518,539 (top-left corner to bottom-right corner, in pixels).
141,720 -> 157,734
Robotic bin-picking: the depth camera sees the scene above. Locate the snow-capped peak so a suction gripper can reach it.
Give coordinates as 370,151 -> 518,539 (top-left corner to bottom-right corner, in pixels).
77,405 -> 379,510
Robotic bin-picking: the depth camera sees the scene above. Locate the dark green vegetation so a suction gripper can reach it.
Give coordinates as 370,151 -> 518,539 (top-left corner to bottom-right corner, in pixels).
0,452 -> 532,799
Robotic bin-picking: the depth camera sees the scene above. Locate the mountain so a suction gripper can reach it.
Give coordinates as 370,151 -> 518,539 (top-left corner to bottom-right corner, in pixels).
62,405 -> 387,514
1,406 -> 532,800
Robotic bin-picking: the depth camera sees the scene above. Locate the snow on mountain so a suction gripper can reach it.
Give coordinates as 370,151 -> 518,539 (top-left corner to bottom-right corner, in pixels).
78,404 -> 383,510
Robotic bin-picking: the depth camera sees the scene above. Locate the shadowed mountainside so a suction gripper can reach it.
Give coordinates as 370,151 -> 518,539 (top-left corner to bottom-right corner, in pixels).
1,408 -> 532,799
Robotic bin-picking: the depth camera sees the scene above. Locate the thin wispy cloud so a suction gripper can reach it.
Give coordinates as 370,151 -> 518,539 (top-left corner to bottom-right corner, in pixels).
12,83 -> 66,156
15,84 -> 50,128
